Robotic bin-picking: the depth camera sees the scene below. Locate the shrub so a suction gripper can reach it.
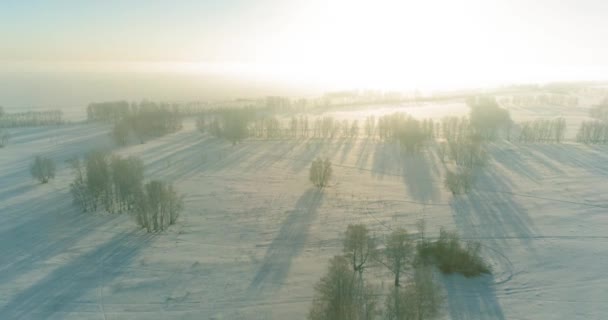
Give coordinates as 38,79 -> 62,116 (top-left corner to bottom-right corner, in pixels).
134,180 -> 183,232
30,156 -> 56,183
310,158 -> 332,188
416,228 -> 490,277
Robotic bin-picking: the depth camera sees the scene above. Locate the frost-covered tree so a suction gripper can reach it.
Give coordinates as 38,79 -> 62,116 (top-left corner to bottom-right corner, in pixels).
134,180 -> 183,232
69,157 -> 92,212
30,156 -> 56,183
308,256 -> 378,320
310,158 -> 332,188
111,155 -> 144,212
85,151 -> 113,211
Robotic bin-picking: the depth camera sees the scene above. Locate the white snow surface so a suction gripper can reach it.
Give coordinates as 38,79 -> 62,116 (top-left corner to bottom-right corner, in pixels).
1,101 -> 607,319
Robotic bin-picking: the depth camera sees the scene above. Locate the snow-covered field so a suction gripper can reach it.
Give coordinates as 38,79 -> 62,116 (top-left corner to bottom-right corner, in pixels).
1,100 -> 607,319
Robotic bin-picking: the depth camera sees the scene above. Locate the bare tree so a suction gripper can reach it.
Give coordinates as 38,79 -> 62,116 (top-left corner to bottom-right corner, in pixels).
309,256 -> 378,320
30,156 -> 56,183
134,180 -> 184,232
343,224 -> 377,277
384,228 -> 414,288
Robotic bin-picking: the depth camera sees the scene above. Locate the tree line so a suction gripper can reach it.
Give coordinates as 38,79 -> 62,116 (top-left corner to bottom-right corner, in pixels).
517,118 -> 566,143
0,110 -> 63,128
577,99 -> 608,144
87,101 -> 183,146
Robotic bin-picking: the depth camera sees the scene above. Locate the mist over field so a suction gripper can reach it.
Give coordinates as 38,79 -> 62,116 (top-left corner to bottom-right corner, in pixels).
2,1 -> 608,319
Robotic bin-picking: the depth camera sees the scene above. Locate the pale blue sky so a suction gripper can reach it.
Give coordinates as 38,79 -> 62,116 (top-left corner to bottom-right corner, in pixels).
1,0 -> 608,87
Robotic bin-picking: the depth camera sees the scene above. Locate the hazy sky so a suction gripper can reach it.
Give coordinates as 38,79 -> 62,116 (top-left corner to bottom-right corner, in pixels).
1,0 -> 608,91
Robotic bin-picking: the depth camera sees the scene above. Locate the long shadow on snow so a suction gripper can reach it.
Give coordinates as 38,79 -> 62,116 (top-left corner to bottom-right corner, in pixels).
248,188 -> 324,294
530,144 -> 608,177
0,231 -> 152,320
488,144 -> 544,184
451,161 -> 537,249
442,274 -> 505,320
355,137 -> 374,169
371,142 -> 441,203
401,151 -> 441,203
0,192 -> 119,287
289,139 -> 346,173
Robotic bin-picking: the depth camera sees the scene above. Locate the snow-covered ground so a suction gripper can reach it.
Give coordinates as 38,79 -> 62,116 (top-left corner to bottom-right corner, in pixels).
1,100 -> 607,319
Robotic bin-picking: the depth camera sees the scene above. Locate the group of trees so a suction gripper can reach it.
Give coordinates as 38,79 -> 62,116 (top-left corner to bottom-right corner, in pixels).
517,118 -> 567,143
69,151 -> 183,231
589,100 -> 608,121
310,224 -> 442,320
0,110 -> 63,128
310,158 -> 333,188
376,113 -> 433,153
576,120 -> 608,144
204,108 -> 254,145
310,222 -> 489,320
467,96 -> 512,140
198,108 -> 367,143
437,117 -> 487,170
500,94 -> 578,108
30,156 -> 56,183
578,99 -> 608,144
444,168 -> 474,195
88,101 -> 183,145
69,151 -> 144,213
